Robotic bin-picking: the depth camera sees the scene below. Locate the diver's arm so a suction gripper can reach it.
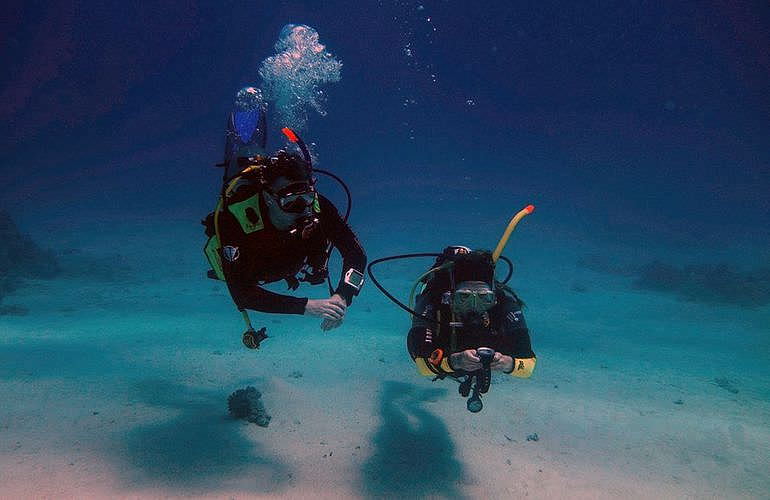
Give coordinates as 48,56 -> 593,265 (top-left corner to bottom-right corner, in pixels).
497,298 -> 537,378
318,195 -> 367,304
226,280 -> 308,315
407,296 -> 455,376
224,259 -> 344,317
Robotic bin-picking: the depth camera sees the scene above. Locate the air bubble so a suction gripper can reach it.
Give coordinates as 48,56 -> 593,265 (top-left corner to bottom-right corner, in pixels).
258,24 -> 342,131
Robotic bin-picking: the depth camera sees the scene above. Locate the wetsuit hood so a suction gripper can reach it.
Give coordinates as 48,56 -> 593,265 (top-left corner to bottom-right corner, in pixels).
451,250 -> 496,286
263,150 -> 313,186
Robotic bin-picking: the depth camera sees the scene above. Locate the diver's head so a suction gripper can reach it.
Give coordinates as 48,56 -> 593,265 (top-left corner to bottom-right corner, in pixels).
447,250 -> 497,324
451,280 -> 497,323
263,150 -> 312,186
451,249 -> 496,285
261,151 -> 316,229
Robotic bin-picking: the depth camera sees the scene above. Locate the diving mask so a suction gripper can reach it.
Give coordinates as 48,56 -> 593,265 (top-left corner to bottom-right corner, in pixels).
268,182 -> 317,213
451,281 -> 496,316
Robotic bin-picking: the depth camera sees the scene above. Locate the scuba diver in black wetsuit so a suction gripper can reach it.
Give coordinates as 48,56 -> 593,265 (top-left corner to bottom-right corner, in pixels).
203,88 -> 366,348
368,206 -> 536,412
407,247 -> 536,411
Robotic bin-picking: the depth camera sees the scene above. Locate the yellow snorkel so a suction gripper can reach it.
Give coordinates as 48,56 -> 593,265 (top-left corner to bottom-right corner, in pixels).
492,204 -> 535,263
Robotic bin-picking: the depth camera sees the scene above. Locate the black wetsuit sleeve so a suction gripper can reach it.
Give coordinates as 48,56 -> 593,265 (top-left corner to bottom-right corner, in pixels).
227,280 -> 308,315
319,195 -> 367,304
407,294 -> 440,360
497,296 -> 535,358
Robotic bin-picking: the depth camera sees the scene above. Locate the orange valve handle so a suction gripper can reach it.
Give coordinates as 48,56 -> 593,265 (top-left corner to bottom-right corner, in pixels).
281,127 -> 299,143
428,349 -> 444,367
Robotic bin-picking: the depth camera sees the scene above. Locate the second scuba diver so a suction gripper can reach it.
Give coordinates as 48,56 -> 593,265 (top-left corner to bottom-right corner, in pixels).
368,206 -> 536,412
203,89 -> 366,348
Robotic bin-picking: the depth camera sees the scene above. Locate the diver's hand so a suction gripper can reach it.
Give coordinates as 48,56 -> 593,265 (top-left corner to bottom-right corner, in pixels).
305,294 -> 347,321
491,352 -> 514,372
321,317 -> 343,331
450,349 -> 482,372
319,294 -> 348,330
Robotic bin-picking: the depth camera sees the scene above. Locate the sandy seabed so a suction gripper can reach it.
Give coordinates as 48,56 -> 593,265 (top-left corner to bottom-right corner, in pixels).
1,220 -> 768,499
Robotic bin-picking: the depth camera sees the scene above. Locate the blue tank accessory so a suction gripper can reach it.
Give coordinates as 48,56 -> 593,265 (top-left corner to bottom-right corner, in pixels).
223,87 -> 267,172
233,108 -> 261,145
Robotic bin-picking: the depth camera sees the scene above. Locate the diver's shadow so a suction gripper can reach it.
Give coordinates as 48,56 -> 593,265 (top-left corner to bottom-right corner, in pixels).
117,379 -> 288,494
360,381 -> 468,499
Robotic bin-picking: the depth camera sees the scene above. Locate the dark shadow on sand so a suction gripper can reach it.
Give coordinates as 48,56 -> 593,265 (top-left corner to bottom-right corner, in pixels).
116,379 -> 289,494
578,254 -> 770,308
633,261 -> 770,308
360,381 -> 467,500
0,338 -> 288,494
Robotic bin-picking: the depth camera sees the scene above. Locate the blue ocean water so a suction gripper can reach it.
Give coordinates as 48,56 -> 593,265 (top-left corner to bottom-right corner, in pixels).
1,1 -> 768,498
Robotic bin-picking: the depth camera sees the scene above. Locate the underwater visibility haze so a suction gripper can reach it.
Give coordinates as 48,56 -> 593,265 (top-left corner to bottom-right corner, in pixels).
1,1 -> 769,498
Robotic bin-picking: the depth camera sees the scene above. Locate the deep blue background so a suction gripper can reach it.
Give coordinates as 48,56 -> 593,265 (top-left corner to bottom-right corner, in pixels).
2,1 -> 768,247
